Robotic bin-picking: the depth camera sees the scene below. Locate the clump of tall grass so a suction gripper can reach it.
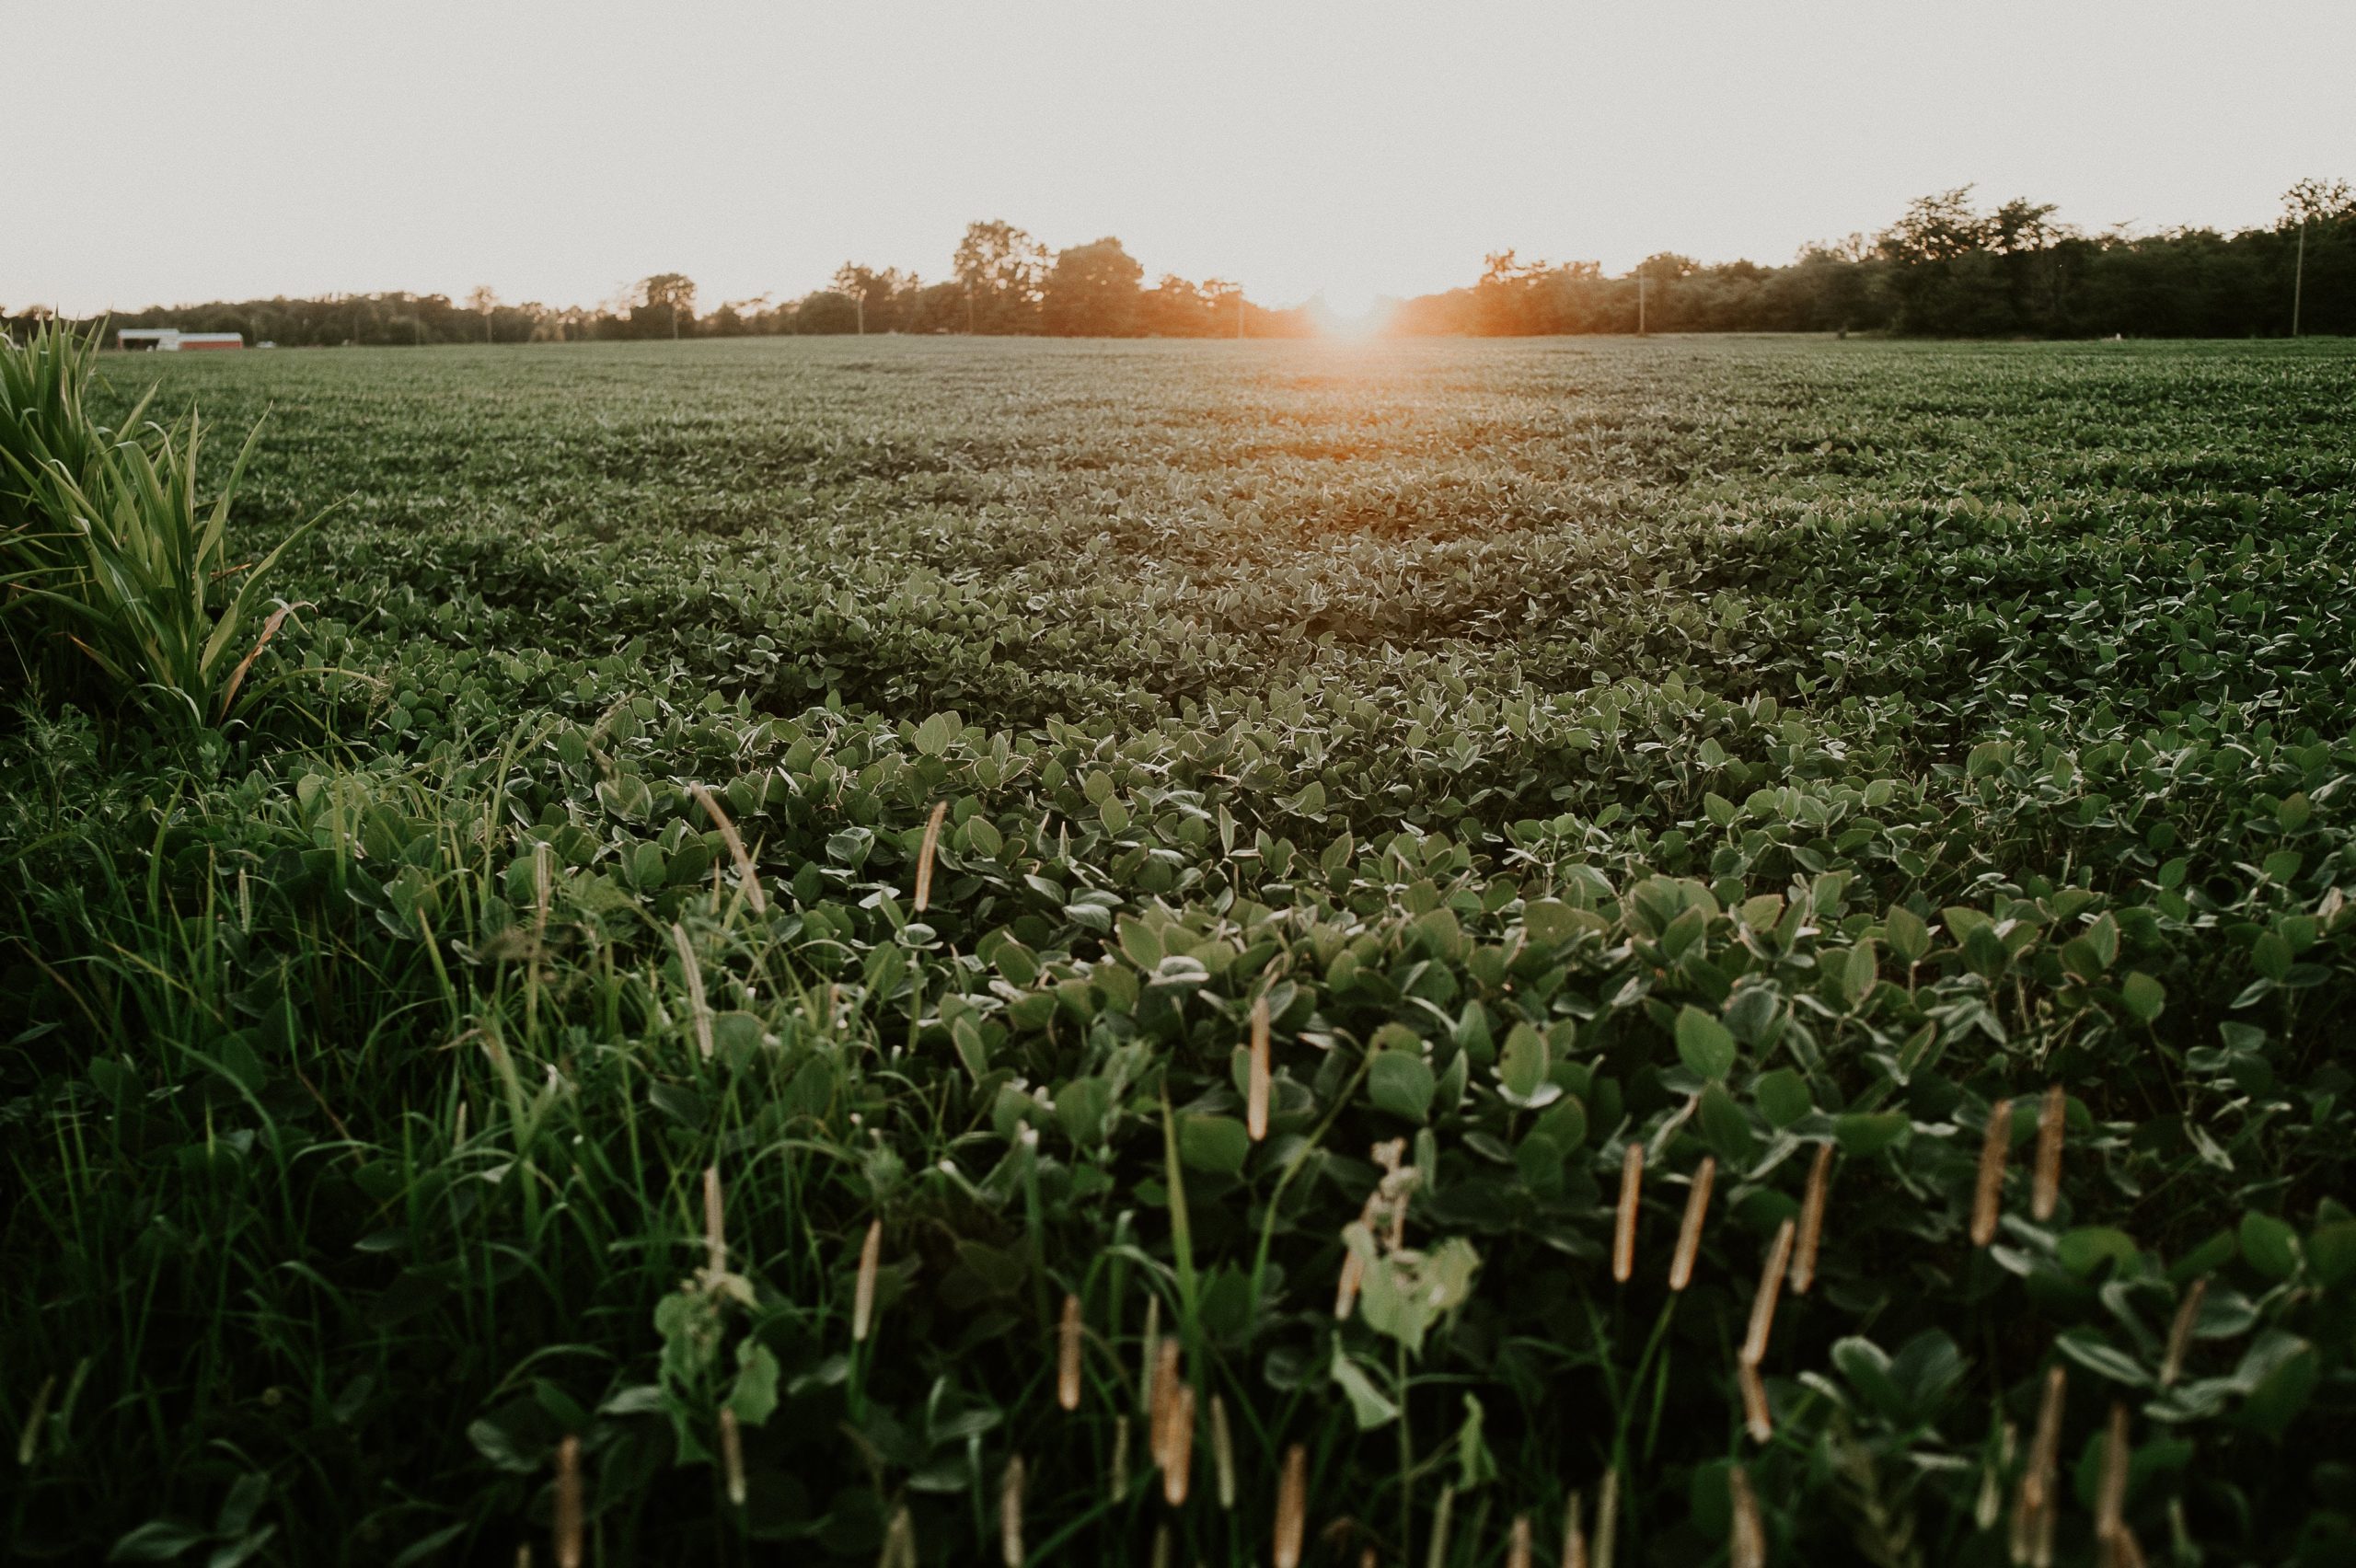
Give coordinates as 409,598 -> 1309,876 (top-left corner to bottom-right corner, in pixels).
0,321 -> 321,727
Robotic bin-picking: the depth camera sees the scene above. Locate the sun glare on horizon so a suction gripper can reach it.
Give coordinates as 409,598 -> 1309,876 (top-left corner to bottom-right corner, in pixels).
1309,286 -> 1395,339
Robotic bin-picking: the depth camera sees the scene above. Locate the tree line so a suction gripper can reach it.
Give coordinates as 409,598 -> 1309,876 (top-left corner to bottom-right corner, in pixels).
4,222 -> 1310,348
1394,179 -> 2352,338
8,182 -> 2348,344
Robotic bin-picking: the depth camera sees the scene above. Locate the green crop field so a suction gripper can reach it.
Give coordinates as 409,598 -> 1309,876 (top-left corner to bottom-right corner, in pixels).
6,336 -> 2355,1566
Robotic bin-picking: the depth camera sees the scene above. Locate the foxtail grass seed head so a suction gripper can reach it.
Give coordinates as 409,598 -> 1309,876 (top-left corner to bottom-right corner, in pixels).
718,1406 -> 745,1506
1792,1142 -> 1833,1295
1738,1357 -> 1773,1443
1057,1292 -> 1084,1410
515,1547 -> 533,1568
1149,1522 -> 1171,1568
1612,1144 -> 1643,1284
913,800 -> 948,913
1559,1489 -> 1587,1568
454,1099 -> 468,1151
1973,1098 -> 2014,1247
670,923 -> 713,1060
2033,1085 -> 2064,1221
1274,1443 -> 1308,1568
1743,1219 -> 1796,1366
852,1219 -> 883,1343
690,782 -> 766,916
1140,1295 -> 1162,1417
1727,1465 -> 1765,1568
1248,994 -> 1272,1142
1426,1482 -> 1458,1568
1150,1338 -> 1183,1465
1161,1382 -> 1195,1506
553,1434 -> 583,1568
702,1166 -> 726,1276
2013,1365 -> 2067,1567
17,1374 -> 56,1467
1112,1414 -> 1133,1498
1335,1243 -> 1366,1320
1507,1512 -> 1533,1568
882,1505 -> 918,1568
2096,1401 -> 2131,1548
2161,1277 -> 2207,1388
1669,1157 -> 1715,1291
532,838 -> 553,925
1211,1393 -> 1236,1510
1000,1454 -> 1025,1567
1592,1469 -> 1619,1568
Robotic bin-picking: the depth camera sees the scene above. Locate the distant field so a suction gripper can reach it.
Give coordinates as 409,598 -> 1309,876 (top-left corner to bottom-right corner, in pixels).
7,337 -> 2355,1564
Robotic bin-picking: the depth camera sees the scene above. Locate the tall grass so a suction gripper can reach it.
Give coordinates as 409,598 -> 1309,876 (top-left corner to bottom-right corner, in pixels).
0,321 -> 318,725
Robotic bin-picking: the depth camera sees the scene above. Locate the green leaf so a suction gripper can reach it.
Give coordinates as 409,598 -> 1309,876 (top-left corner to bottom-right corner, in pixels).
1883,904 -> 1930,963
2238,1211 -> 2300,1281
1835,1112 -> 1910,1156
1056,1078 -> 1112,1147
1752,1068 -> 1811,1129
1496,1022 -> 1550,1105
2055,1228 -> 2138,1278
1673,1005 -> 1737,1081
2053,1327 -> 2153,1389
1177,1114 -> 1250,1178
1369,1052 -> 1437,1123
109,1520 -> 212,1562
2120,971 -> 2165,1023
1330,1353 -> 1399,1430
730,1342 -> 781,1426
1698,1082 -> 1755,1164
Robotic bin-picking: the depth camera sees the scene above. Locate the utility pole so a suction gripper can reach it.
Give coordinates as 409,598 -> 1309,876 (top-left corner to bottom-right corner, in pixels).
2292,218 -> 2305,337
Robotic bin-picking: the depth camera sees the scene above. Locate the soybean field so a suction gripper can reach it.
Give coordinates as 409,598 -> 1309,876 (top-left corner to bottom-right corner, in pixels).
6,335 -> 2356,1566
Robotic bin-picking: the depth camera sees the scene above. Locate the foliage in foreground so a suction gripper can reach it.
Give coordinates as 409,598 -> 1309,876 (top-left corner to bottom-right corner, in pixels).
4,337 -> 2354,1566
0,323 -> 318,728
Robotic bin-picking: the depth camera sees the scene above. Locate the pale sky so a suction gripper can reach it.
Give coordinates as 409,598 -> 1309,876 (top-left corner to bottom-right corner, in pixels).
13,1 -> 2354,317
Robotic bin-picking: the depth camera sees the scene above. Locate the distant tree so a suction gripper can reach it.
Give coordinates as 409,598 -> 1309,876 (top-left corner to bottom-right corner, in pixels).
1042,237 -> 1144,336
953,221 -> 1048,333
631,273 -> 697,339
2283,177 -> 2355,226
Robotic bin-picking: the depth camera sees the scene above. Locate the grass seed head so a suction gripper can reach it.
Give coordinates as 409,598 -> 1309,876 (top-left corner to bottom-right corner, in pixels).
701,1165 -> 726,1276
1274,1443 -> 1308,1568
852,1219 -> 883,1343
718,1406 -> 745,1506
1727,1465 -> 1765,1568
1742,1218 -> 1796,1366
1737,1358 -> 1773,1444
1559,1488 -> 1586,1568
1669,1156 -> 1715,1291
689,782 -> 766,916
1057,1291 -> 1084,1410
1248,993 -> 1272,1141
1210,1392 -> 1236,1510
2032,1085 -> 2064,1221
1160,1382 -> 1195,1506
552,1434 -> 583,1568
1973,1098 -> 2014,1247
999,1454 -> 1025,1567
2161,1277 -> 2207,1388
1592,1469 -> 1619,1568
1792,1142 -> 1833,1294
1612,1144 -> 1643,1284
2096,1401 -> 2131,1547
913,799 -> 948,913
1507,1512 -> 1533,1568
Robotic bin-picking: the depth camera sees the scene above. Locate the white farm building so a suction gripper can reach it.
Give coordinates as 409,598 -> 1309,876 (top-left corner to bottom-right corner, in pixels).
117,329 -> 244,352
